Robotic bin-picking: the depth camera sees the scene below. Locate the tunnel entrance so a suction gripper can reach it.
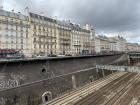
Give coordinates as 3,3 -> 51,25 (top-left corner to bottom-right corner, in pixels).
45,95 -> 49,102
42,91 -> 52,103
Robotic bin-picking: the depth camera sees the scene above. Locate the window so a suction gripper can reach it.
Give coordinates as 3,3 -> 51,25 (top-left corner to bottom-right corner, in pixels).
21,45 -> 23,49
34,38 -> 36,42
26,33 -> 28,38
21,39 -> 23,43
39,44 -> 41,49
34,44 -> 36,48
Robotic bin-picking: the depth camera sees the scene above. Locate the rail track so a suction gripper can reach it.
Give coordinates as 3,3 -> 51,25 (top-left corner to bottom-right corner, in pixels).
74,72 -> 137,105
103,73 -> 140,105
74,72 -> 140,105
46,72 -> 127,105
46,72 -> 140,105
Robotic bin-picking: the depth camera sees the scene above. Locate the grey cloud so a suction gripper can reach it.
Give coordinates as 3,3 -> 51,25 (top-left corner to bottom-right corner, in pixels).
4,0 -> 140,43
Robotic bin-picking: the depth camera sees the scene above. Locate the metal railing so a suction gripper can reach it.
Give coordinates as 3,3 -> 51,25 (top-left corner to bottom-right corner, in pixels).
96,65 -> 140,73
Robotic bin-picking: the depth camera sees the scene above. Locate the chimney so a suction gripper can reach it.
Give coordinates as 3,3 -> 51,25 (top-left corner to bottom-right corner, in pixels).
53,16 -> 57,20
40,11 -> 44,16
24,6 -> 29,16
12,9 -> 14,12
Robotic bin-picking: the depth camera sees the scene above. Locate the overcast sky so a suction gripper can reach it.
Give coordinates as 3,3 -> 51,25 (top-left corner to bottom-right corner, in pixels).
3,0 -> 140,43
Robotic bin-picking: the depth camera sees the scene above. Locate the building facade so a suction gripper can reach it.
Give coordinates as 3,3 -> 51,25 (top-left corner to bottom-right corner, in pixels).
84,24 -> 95,54
109,36 -> 127,52
126,43 -> 140,52
95,36 -> 101,53
0,9 -> 31,56
29,12 -> 95,56
29,13 -> 58,56
1,9 -> 139,57
70,24 -> 92,55
96,35 -> 111,53
57,21 -> 71,55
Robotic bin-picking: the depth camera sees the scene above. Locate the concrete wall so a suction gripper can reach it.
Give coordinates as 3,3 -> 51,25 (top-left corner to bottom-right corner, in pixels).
0,54 -> 124,90
130,58 -> 140,66
129,52 -> 140,66
0,54 -> 128,105
0,68 -> 113,105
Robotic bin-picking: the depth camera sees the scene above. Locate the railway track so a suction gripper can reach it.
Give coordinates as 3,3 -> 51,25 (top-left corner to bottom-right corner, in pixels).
75,72 -> 137,105
112,75 -> 140,105
46,72 -> 140,105
46,72 -> 126,105
103,73 -> 140,105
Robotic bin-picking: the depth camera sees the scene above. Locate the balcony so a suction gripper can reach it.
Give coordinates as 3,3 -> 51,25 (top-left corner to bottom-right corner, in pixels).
0,20 -> 30,27
61,42 -> 70,45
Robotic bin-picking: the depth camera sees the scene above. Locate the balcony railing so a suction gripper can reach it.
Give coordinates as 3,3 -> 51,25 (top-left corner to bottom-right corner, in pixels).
0,20 -> 30,28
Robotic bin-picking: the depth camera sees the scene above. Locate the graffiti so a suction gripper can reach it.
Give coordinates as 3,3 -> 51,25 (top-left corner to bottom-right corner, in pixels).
0,80 -> 19,90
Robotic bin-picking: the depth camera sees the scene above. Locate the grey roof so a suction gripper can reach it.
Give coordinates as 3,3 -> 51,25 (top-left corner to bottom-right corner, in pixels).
29,12 -> 57,23
98,35 -> 109,39
70,23 -> 90,33
0,10 -> 29,21
29,12 -> 90,33
57,20 -> 71,27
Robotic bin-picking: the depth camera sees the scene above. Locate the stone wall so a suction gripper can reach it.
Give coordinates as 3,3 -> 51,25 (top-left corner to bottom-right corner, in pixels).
0,54 -> 124,90
0,54 -> 128,105
0,68 -> 113,105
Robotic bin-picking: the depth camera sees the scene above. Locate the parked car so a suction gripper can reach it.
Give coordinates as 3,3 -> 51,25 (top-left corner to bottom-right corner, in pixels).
65,54 -> 72,56
47,54 -> 57,57
57,54 -> 65,57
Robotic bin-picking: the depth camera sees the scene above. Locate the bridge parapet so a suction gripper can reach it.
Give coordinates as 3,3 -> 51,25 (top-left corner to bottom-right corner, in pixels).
96,65 -> 140,73
128,52 -> 140,65
129,52 -> 140,58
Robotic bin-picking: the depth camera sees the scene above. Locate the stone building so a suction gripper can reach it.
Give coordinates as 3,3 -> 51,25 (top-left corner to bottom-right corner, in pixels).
97,35 -> 111,52
84,24 -> 95,54
95,36 -> 101,53
0,9 -> 31,56
126,43 -> 140,52
57,21 -> 71,55
109,36 -> 127,52
0,8 -> 95,57
70,23 -> 91,55
29,13 -> 58,55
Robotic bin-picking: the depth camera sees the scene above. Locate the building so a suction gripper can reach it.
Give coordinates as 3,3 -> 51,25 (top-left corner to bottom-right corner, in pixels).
95,36 -> 101,53
29,12 -> 58,56
109,38 -> 117,52
138,45 -> 140,51
84,24 -> 95,54
109,36 -> 127,52
57,21 -> 71,55
0,9 -> 31,56
70,23 -> 92,55
1,8 -> 139,57
29,12 -> 95,56
96,35 -> 111,53
126,43 -> 140,52
0,8 -> 111,57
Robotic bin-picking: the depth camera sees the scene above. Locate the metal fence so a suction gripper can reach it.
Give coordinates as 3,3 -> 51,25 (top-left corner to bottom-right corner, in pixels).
96,65 -> 140,73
